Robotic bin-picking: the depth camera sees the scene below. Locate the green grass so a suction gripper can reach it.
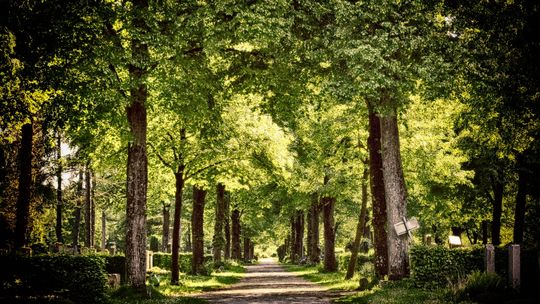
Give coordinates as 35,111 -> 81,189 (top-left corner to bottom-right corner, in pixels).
282,263 -> 456,304
109,264 -> 245,304
282,264 -> 363,291
334,280 -> 459,304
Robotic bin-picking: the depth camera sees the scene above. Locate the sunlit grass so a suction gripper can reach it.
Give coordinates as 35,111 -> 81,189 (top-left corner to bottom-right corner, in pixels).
282,264 -> 453,304
110,264 -> 245,304
334,280 -> 456,304
282,264 -> 362,291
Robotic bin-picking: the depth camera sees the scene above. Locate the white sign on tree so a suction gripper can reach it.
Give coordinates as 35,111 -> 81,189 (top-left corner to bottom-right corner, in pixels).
393,217 -> 419,239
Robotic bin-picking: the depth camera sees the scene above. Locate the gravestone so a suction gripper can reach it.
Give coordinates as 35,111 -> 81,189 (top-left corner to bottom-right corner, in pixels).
449,235 -> 462,248
108,273 -> 121,289
485,244 -> 495,273
146,251 -> 153,270
508,244 -> 520,289
424,234 -> 433,246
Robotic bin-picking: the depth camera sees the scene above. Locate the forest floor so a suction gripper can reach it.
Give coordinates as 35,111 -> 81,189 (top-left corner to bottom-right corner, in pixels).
195,258 -> 348,303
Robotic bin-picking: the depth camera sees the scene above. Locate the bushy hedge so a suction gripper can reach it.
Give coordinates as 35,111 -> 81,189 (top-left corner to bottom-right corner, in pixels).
410,245 -> 540,290
410,245 -> 485,288
153,252 -> 213,273
338,252 -> 374,272
104,255 -> 126,283
0,254 -> 108,304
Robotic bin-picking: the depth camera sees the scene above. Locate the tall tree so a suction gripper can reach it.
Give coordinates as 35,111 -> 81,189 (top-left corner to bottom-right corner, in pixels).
14,122 -> 33,249
191,186 -> 207,275
213,183 -> 226,265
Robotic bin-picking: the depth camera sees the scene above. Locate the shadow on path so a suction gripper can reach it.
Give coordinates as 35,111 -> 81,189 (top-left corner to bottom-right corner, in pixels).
196,258 -> 343,303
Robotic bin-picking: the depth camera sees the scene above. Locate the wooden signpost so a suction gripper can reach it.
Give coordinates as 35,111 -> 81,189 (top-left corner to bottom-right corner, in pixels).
393,217 -> 419,240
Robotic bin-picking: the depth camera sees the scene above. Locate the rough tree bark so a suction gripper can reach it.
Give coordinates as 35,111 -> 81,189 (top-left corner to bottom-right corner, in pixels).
162,203 -> 170,252
231,209 -> 242,260
124,0 -> 150,292
55,130 -> 63,244
14,122 -> 33,249
290,215 -> 297,262
295,210 -> 304,261
91,171 -> 96,247
224,191 -> 231,260
307,193 -> 320,264
101,209 -> 106,251
243,237 -> 251,262
171,167 -> 184,284
213,183 -> 226,265
380,114 -> 409,280
491,172 -> 504,246
345,166 -> 369,280
368,104 -> 389,278
84,164 -> 92,248
191,186 -> 206,274
322,196 -> 338,272
513,165 -> 528,244
72,170 -> 83,252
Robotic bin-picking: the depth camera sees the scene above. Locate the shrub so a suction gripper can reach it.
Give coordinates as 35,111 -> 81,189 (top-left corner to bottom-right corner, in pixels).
0,254 -> 108,304
103,255 -> 126,284
152,252 -> 213,273
149,236 -> 160,252
410,245 -> 484,288
448,271 -> 510,303
337,252 -> 374,272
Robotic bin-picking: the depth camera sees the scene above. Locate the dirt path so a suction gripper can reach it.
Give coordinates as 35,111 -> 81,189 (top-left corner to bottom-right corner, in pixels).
196,258 -> 343,303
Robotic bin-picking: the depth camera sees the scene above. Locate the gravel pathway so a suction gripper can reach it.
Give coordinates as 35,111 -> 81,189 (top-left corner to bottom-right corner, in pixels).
196,258 -> 343,304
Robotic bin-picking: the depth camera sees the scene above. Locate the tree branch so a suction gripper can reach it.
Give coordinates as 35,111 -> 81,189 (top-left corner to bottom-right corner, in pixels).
148,142 -> 173,169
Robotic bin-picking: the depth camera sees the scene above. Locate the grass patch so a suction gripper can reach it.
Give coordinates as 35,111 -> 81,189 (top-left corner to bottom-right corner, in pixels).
282,263 -> 454,304
282,264 -> 363,291
109,264 -> 245,304
334,280 -> 454,304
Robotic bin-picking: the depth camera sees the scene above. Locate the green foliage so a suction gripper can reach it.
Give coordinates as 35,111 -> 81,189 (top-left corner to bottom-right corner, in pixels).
104,255 -> 127,284
150,235 -> 160,252
337,252 -> 374,272
334,280 -> 450,304
448,271 -> 510,303
0,254 -> 108,304
409,245 -> 483,289
152,253 -> 213,273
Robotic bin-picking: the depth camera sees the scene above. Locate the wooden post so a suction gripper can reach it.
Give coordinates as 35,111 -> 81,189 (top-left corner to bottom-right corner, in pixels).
485,244 -> 495,274
508,244 -> 520,290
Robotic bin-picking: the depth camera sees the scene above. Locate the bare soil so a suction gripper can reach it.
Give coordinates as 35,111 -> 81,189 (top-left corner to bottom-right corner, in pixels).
196,258 -> 344,303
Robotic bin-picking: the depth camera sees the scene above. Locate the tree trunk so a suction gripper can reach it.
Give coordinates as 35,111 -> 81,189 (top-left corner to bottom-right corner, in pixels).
380,114 -> 409,280
307,193 -> 320,264
162,204 -> 170,252
72,170 -> 84,252
491,173 -> 504,246
185,225 -> 191,252
231,209 -> 242,260
368,104 -> 389,278
513,167 -> 527,244
322,196 -> 338,272
213,183 -> 226,265
171,169 -> 184,284
91,171 -> 96,247
482,221 -> 488,245
101,209 -> 106,251
296,210 -> 304,261
244,237 -> 251,262
346,166 -> 369,279
191,186 -> 206,275
224,191 -> 231,260
125,0 -> 149,292
14,122 -> 33,249
84,164 -> 91,248
55,130 -> 63,244
290,215 -> 297,262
